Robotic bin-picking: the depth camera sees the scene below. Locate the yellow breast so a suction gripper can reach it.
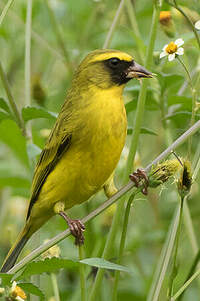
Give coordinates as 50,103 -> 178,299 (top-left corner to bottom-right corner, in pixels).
37,85 -> 127,211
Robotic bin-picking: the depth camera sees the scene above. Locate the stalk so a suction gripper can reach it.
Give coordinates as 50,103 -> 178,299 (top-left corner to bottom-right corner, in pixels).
0,0 -> 14,26
103,0 -> 126,49
50,273 -> 60,301
79,245 -> 87,301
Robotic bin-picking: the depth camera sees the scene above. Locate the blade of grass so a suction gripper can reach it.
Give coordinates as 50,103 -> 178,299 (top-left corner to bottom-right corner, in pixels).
50,273 -> 60,301
103,0 -> 126,49
44,0 -> 73,72
79,245 -> 86,301
0,0 -> 14,26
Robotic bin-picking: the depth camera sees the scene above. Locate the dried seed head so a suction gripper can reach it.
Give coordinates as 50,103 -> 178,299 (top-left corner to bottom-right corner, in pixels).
149,159 -> 182,188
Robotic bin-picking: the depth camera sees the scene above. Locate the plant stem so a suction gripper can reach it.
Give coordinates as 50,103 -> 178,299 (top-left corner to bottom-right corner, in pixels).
0,0 -> 14,26
50,273 -> 60,301
171,269 -> 200,300
147,145 -> 200,301
0,62 -> 26,135
125,0 -> 145,62
168,196 -> 184,299
25,0 -> 32,141
79,245 -> 87,301
44,0 -> 73,72
124,3 -> 160,181
177,56 -> 197,155
7,120 -> 200,275
103,0 -> 126,49
165,0 -> 200,49
111,193 -> 136,301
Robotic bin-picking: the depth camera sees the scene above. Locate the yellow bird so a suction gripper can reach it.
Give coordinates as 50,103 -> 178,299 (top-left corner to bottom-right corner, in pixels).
1,49 -> 152,272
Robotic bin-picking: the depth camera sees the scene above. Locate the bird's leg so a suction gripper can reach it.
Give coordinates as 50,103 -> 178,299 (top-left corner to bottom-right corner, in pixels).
129,168 -> 149,195
54,202 -> 85,245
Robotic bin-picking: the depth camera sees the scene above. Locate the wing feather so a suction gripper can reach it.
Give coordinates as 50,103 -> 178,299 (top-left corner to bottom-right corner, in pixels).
26,104 -> 73,219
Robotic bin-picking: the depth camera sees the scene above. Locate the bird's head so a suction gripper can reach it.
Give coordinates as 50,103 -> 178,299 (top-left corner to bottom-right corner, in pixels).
75,49 -> 152,89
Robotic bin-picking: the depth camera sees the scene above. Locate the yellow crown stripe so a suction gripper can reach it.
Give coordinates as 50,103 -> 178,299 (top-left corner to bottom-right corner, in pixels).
90,52 -> 133,63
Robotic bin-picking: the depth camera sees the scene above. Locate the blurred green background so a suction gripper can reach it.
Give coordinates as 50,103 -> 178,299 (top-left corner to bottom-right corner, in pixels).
0,0 -> 200,300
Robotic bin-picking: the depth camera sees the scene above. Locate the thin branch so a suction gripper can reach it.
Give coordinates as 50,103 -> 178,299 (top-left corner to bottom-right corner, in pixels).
44,0 -> 73,72
0,0 -> 14,26
103,0 -> 126,49
7,119 -> 200,275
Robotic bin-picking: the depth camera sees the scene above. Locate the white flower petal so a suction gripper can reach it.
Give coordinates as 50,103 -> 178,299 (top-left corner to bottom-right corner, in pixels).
162,44 -> 169,51
168,53 -> 175,61
160,51 -> 168,58
11,281 -> 17,291
175,38 -> 184,47
16,297 -> 24,301
176,47 -> 184,55
195,20 -> 200,30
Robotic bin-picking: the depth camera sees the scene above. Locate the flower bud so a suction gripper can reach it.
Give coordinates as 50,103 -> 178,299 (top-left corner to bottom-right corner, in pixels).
159,11 -> 175,38
177,160 -> 192,198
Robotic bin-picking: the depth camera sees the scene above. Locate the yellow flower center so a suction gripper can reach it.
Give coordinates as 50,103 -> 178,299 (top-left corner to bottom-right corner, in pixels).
166,42 -> 178,54
11,286 -> 27,299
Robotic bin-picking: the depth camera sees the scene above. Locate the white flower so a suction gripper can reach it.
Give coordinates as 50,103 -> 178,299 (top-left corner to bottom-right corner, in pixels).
160,38 -> 184,61
195,20 -> 200,30
9,281 -> 26,300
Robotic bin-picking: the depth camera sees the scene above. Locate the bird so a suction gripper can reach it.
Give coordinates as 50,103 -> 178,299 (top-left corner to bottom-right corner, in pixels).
1,49 -> 152,273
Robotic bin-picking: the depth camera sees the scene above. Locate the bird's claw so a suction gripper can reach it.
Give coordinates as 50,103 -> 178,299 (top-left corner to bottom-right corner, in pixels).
59,211 -> 85,245
67,219 -> 85,245
129,168 -> 149,195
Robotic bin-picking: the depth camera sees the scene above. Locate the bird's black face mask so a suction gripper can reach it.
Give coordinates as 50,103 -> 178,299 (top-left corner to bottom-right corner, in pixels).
104,57 -> 152,85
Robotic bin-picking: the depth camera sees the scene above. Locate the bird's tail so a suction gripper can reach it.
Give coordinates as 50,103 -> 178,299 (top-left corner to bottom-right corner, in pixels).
0,224 -> 31,273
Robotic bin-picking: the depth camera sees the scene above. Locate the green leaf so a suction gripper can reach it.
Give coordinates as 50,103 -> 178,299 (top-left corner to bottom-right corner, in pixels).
22,106 -> 57,122
0,120 -> 29,167
16,258 -> 78,279
157,73 -> 184,93
0,176 -> 30,189
79,258 -> 131,273
0,273 -> 13,286
0,97 -> 11,114
19,283 -> 45,301
167,95 -> 192,111
127,127 -> 158,136
0,111 -> 11,121
125,96 -> 159,113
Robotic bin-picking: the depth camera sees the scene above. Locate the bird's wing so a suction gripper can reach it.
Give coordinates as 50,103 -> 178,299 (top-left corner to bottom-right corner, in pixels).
27,106 -> 73,220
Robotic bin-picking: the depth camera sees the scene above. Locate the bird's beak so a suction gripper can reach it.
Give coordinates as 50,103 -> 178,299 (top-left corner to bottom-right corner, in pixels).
126,62 -> 153,79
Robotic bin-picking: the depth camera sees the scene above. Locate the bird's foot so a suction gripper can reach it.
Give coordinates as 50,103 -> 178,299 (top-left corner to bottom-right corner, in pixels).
129,168 -> 149,195
59,211 -> 85,245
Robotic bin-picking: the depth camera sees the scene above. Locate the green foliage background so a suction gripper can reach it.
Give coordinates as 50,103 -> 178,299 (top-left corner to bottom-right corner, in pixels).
0,0 -> 200,300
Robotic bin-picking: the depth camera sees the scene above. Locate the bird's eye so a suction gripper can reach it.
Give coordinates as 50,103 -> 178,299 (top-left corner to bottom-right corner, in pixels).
108,57 -> 120,68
